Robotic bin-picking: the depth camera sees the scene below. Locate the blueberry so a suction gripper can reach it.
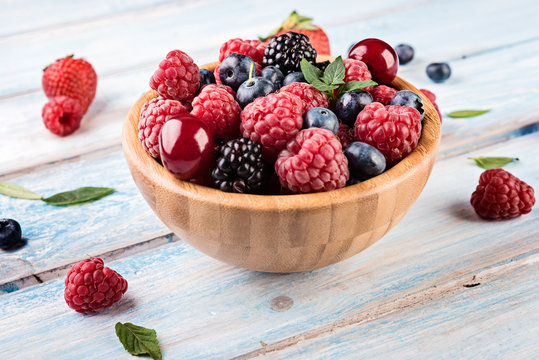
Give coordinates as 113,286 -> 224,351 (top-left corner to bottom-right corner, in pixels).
260,66 -> 284,91
346,177 -> 362,186
390,90 -> 424,121
344,142 -> 386,180
199,68 -> 215,89
335,90 -> 373,127
282,72 -> 306,86
395,44 -> 414,65
219,53 -> 256,91
0,218 -> 22,250
236,77 -> 275,108
303,107 -> 339,134
426,62 -> 451,83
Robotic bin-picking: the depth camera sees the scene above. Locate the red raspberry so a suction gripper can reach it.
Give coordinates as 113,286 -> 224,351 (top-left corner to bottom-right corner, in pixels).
336,123 -> 354,148
138,98 -> 188,158
354,102 -> 422,166
214,64 -> 222,85
471,169 -> 535,220
191,84 -> 241,139
64,258 -> 128,315
150,50 -> 200,101
42,55 -> 97,114
201,83 -> 235,97
42,96 -> 83,136
275,128 -> 349,193
343,58 -> 372,82
279,82 -> 329,114
245,39 -> 267,57
240,91 -> 304,162
366,85 -> 398,105
420,88 -> 442,122
219,38 -> 264,64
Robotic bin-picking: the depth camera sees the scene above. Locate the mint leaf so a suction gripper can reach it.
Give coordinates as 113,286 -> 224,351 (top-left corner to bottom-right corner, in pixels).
337,80 -> 378,97
447,110 -> 490,118
300,58 -> 322,84
42,187 -> 114,206
469,157 -> 518,169
321,56 -> 345,85
115,322 -> 162,360
0,182 -> 43,200
311,79 -> 340,92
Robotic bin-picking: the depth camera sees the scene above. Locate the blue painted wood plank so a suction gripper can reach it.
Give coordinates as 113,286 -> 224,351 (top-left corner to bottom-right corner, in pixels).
0,133 -> 537,359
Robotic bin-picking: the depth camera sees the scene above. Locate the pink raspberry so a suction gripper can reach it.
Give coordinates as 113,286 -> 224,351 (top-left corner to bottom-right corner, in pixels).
201,83 -> 235,97
336,123 -> 354,148
275,128 -> 349,193
366,85 -> 398,105
64,258 -> 128,315
343,58 -> 372,82
240,91 -> 304,162
279,82 -> 329,114
354,102 -> 422,166
420,88 -> 442,122
219,38 -> 264,64
42,95 -> 83,136
149,50 -> 200,101
191,84 -> 241,139
138,98 -> 188,158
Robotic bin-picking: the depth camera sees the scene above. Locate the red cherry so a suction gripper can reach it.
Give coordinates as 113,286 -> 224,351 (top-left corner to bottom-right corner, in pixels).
159,114 -> 215,180
348,38 -> 398,85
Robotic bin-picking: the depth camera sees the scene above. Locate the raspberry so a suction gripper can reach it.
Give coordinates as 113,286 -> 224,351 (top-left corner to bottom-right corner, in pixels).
150,50 -> 200,101
240,91 -> 304,162
471,169 -> 535,220
336,123 -> 354,148
245,39 -> 267,57
138,98 -> 188,158
279,82 -> 329,114
420,88 -> 442,122
201,83 -> 235,97
42,55 -> 97,114
343,58 -> 372,82
354,102 -> 422,166
214,64 -> 222,85
64,258 -> 128,315
219,38 -> 264,65
275,128 -> 349,193
191,84 -> 241,139
367,85 -> 398,105
42,96 -> 83,136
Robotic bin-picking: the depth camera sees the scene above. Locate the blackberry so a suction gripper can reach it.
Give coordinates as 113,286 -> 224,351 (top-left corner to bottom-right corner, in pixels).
262,32 -> 317,75
315,61 -> 330,71
211,138 -> 267,193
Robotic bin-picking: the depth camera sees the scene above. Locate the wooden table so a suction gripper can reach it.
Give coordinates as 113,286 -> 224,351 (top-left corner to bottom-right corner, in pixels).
1,0 -> 538,358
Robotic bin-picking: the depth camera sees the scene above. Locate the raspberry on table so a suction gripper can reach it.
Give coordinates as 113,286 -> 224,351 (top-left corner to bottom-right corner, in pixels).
336,122 -> 354,148
191,84 -> 241,139
279,82 -> 329,114
343,58 -> 372,82
240,91 -> 304,162
354,102 -> 422,166
366,85 -> 398,105
262,32 -> 317,75
275,128 -> 349,193
471,168 -> 535,220
219,38 -> 264,65
149,50 -> 200,101
64,258 -> 128,315
138,98 -> 188,158
420,88 -> 443,122
42,96 -> 83,136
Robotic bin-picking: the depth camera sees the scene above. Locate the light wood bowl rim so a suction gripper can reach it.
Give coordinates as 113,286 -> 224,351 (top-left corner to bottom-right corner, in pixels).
122,57 -> 441,212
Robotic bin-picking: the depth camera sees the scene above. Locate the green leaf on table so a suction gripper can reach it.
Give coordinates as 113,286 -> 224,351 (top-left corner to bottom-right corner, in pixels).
469,156 -> 519,169
115,322 -> 162,360
300,58 -> 323,84
321,56 -> 345,85
0,182 -> 43,200
447,109 -> 490,118
42,187 -> 114,206
337,80 -> 378,97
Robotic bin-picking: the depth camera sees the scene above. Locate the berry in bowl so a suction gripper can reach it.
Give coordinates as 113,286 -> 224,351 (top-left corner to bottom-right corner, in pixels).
122,33 -> 441,273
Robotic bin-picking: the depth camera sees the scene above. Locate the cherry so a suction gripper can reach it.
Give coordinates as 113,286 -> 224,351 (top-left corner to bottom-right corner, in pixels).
348,38 -> 398,85
159,114 -> 215,180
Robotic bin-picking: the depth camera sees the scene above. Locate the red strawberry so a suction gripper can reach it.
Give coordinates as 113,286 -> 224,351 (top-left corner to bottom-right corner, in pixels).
261,11 -> 330,55
42,55 -> 97,114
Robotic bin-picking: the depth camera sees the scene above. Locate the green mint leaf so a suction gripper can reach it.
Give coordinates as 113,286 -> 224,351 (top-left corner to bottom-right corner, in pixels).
0,182 -> 43,200
115,322 -> 162,360
469,156 -> 519,170
300,58 -> 323,84
337,80 -> 378,97
42,187 -> 114,206
311,79 -> 340,92
321,56 -> 345,86
447,110 -> 490,118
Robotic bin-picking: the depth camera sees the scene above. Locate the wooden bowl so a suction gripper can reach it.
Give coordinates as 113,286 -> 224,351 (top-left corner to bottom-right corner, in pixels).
122,57 -> 441,273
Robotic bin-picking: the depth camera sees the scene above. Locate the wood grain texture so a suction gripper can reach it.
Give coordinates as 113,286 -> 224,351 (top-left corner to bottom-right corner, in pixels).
0,133 -> 537,359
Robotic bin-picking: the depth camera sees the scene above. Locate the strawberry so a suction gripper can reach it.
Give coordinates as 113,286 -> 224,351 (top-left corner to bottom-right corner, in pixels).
260,11 -> 330,55
42,55 -> 97,114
